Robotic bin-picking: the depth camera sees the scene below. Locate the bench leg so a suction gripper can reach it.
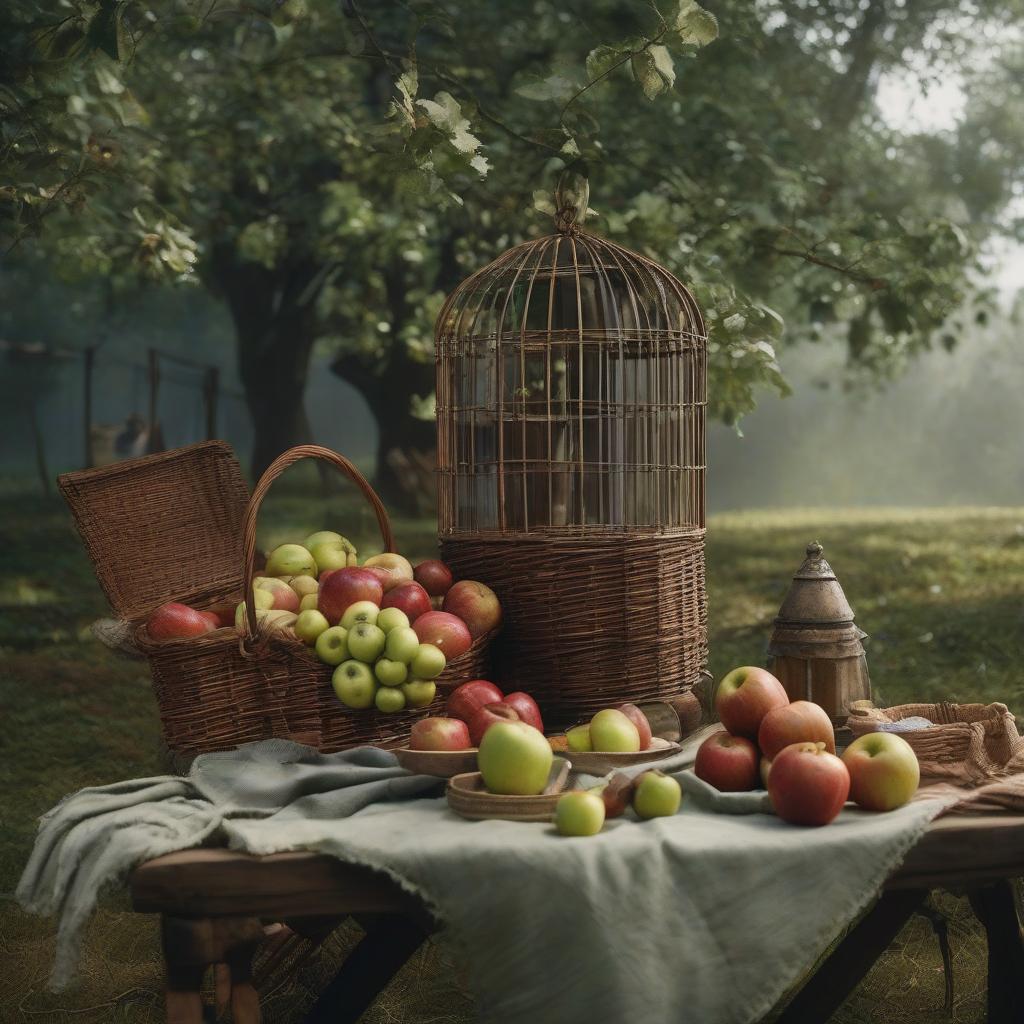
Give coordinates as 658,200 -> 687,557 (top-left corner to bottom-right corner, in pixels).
773,889 -> 928,1024
968,880 -> 1024,1024
303,914 -> 428,1024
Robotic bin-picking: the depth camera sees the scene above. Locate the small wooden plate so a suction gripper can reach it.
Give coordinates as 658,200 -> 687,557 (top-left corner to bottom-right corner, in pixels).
563,736 -> 682,776
446,758 -> 572,822
394,747 -> 479,778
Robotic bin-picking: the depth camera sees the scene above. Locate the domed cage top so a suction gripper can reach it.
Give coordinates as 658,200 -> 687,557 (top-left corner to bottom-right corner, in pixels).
435,230 -> 707,536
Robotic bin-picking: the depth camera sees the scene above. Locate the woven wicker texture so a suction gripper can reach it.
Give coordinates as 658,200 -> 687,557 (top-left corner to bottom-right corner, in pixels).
435,205 -> 708,725
848,702 -> 1024,786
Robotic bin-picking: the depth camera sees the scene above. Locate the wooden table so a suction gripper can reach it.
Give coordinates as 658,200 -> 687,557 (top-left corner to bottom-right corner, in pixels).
131,812 -> 1024,1024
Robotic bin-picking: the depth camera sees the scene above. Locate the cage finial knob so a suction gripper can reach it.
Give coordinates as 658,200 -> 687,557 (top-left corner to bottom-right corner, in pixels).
806,541 -> 823,559
553,167 -> 589,234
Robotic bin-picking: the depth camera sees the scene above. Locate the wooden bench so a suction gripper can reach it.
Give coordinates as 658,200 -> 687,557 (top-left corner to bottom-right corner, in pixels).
130,812 -> 1024,1024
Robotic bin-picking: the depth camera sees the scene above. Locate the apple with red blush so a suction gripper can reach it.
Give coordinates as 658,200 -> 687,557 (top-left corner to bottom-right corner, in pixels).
409,717 -> 472,752
147,602 -> 217,640
694,732 -> 760,792
414,611 -> 473,660
442,580 -> 502,638
768,741 -> 850,826
467,702 -> 521,746
381,581 -> 432,623
502,692 -> 544,732
413,559 -> 454,597
714,666 -> 789,738
318,568 -> 383,625
617,703 -> 652,750
445,679 -> 504,722
758,700 -> 836,759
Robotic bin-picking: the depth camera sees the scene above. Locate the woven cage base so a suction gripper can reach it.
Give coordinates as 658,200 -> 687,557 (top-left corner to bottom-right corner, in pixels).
440,530 -> 707,730
848,701 -> 1024,786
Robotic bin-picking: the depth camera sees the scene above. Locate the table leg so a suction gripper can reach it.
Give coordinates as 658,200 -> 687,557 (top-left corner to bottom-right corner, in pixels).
302,914 -> 428,1024
968,880 -> 1024,1024
772,889 -> 928,1024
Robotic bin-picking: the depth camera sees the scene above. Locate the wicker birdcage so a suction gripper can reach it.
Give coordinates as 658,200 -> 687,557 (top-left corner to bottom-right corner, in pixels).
435,178 -> 708,728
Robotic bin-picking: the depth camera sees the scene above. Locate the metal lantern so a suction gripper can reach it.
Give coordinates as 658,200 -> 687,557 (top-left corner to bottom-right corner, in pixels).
435,180 -> 708,728
767,541 -> 872,727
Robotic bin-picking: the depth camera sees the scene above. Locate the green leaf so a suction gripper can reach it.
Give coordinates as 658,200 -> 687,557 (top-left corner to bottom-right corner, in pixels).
631,47 -> 674,100
674,0 -> 719,47
585,45 -> 625,81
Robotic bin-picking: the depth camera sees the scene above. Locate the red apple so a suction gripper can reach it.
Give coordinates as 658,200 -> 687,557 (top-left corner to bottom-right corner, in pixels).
758,700 -> 836,760
318,568 -> 383,625
714,666 -> 790,739
414,559 -> 454,597
147,602 -> 216,641
694,732 -> 760,792
198,610 -> 222,631
381,581 -> 432,623
768,741 -> 850,826
445,679 -> 504,723
254,577 -> 301,613
206,602 -> 238,628
841,732 -> 921,811
363,553 -> 414,592
442,580 -> 502,638
467,702 -> 520,746
617,703 -> 653,750
502,692 -> 544,732
414,611 -> 473,660
409,717 -> 472,751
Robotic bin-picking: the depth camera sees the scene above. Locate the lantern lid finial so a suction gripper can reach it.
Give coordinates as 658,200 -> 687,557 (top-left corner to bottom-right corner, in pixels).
553,167 -> 589,234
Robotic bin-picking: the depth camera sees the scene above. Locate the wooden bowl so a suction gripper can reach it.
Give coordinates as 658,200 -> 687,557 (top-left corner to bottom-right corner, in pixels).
393,746 -> 478,778
562,736 -> 682,776
446,758 -> 572,822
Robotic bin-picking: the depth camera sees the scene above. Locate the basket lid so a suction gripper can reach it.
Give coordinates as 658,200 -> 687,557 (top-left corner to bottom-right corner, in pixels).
773,541 -> 857,627
58,441 -> 250,620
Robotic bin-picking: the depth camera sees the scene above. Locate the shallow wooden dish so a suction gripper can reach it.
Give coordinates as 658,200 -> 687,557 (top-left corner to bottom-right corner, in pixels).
393,747 -> 478,778
446,759 -> 572,822
563,736 -> 681,776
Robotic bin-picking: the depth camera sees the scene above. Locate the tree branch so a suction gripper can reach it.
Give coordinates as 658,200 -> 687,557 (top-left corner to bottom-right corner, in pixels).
765,245 -> 887,289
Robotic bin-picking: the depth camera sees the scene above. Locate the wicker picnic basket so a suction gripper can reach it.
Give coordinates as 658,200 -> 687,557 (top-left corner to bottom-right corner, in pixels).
59,442 -> 492,760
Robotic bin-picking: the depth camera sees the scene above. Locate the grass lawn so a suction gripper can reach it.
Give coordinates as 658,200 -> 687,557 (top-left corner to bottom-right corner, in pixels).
2,481 -> 1022,1023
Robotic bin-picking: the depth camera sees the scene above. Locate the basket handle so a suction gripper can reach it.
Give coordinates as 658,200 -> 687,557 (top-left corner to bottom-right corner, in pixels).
242,445 -> 394,642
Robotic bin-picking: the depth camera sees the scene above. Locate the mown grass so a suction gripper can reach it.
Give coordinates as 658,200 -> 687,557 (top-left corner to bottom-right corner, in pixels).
1,482 -> 1021,1023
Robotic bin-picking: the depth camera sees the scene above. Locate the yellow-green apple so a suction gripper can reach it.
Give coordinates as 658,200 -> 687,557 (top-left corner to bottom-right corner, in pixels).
234,589 -> 275,630
288,575 -> 319,600
714,667 -> 790,739
410,643 -> 446,680
760,757 -> 773,789
478,721 -> 553,796
147,602 -> 217,640
340,601 -> 380,630
442,580 -> 502,638
768,741 -> 850,826
318,568 -> 383,625
555,790 -> 606,836
377,607 -> 410,634
312,539 -> 360,576
633,771 -> 682,819
315,626 -> 349,666
467,702 -> 520,746
254,577 -> 301,613
758,700 -> 836,759
363,553 -> 414,592
374,658 -> 408,687
502,692 -> 544,732
409,716 -> 471,751
265,544 -> 317,578
294,609 -> 330,645
566,724 -> 593,752
617,703 -> 652,750
445,679 -> 504,722
347,622 -> 386,663
841,733 -> 920,811
414,611 -> 472,660
304,531 -> 357,564
384,626 -> 420,665
332,660 -> 376,708
590,708 -> 641,752
381,581 -> 432,623
413,559 -> 453,597
299,593 -> 319,612
401,680 -> 437,709
375,686 -> 406,713
694,732 -> 760,791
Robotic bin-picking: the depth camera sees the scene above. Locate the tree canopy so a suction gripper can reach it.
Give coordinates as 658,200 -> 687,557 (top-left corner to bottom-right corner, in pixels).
3,0 -> 1022,487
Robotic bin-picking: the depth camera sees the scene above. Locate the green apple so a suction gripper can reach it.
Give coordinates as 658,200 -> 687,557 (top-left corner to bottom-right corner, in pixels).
311,539 -> 359,576
315,625 -> 349,665
265,543 -> 317,578
555,790 -> 606,837
566,724 -> 593,752
375,685 -> 406,713
347,622 -> 386,663
234,589 -> 275,630
478,721 -> 553,796
590,709 -> 641,753
384,626 -> 420,665
304,531 -> 357,565
633,770 -> 682,819
374,658 -> 408,687
332,660 -> 376,708
401,679 -> 436,709
410,643 -> 446,680
294,609 -> 330,645
377,607 -> 410,634
299,593 -> 319,612
288,575 -> 319,600
340,600 -> 380,629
